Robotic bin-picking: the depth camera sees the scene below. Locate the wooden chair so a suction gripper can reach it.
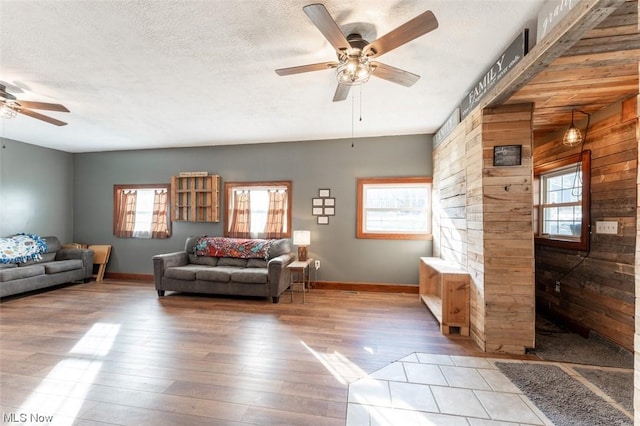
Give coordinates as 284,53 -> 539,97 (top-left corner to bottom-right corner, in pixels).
88,245 -> 111,282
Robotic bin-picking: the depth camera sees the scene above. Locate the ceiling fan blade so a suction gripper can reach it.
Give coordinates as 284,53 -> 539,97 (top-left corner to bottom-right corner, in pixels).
303,4 -> 350,52
365,10 -> 438,58
276,61 -> 337,76
333,84 -> 350,102
15,100 -> 69,112
17,108 -> 68,126
371,62 -> 420,87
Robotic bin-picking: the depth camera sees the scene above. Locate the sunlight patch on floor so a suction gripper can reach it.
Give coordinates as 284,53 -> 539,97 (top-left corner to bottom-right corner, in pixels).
70,322 -> 121,356
15,323 -> 121,425
301,340 -> 367,385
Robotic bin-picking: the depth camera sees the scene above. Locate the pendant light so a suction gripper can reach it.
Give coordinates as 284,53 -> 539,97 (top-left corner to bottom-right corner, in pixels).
563,109 -> 583,147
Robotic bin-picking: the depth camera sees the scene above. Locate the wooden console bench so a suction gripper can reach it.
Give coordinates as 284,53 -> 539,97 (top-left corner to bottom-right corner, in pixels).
419,257 -> 470,336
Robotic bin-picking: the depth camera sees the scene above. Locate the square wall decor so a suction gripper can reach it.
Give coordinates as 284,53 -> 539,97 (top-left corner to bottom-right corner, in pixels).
313,188 -> 335,224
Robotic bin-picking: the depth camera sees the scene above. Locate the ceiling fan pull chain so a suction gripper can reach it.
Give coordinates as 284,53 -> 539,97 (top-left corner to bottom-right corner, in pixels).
359,85 -> 363,122
351,91 -> 355,148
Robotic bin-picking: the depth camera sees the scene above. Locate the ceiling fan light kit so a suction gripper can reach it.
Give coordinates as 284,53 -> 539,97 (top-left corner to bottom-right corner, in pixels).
0,103 -> 17,119
336,55 -> 375,85
275,3 -> 438,101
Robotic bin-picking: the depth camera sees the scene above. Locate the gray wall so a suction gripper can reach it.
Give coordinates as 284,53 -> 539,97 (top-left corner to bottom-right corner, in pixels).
0,138 -> 74,240
71,134 -> 432,284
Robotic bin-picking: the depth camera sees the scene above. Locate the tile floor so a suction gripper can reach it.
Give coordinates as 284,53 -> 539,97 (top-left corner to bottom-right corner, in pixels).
346,353 -> 632,425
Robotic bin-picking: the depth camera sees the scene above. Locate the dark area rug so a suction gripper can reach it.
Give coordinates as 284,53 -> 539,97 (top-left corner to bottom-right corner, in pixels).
534,316 -> 633,368
574,367 -> 633,414
496,362 -> 632,426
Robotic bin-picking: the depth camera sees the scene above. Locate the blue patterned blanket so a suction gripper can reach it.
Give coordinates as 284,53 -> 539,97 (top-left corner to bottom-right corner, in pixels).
0,233 -> 48,264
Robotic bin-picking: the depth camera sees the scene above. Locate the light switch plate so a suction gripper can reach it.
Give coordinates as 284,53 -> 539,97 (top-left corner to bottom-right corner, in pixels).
596,221 -> 618,234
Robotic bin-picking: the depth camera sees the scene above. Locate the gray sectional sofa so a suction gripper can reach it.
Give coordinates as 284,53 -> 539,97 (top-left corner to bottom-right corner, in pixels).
0,235 -> 94,299
153,236 -> 295,303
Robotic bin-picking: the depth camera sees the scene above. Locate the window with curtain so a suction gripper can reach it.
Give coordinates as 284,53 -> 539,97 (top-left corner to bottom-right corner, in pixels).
224,181 -> 292,239
534,150 -> 591,251
113,184 -> 171,239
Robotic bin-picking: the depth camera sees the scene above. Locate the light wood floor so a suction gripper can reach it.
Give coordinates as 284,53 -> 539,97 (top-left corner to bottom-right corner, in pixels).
0,280 -> 529,425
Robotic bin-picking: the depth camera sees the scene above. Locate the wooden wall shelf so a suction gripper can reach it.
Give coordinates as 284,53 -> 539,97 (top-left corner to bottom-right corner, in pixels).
171,175 -> 220,222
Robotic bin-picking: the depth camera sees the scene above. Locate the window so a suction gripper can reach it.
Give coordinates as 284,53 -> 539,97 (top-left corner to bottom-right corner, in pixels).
534,150 -> 590,251
113,184 -> 171,239
357,177 -> 432,240
224,181 -> 292,239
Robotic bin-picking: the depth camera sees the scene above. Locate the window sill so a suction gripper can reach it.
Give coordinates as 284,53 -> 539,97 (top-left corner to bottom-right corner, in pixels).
535,235 -> 588,251
357,232 -> 434,241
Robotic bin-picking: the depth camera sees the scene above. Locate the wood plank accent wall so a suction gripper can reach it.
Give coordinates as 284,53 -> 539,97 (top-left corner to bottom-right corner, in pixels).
534,97 -> 638,350
433,104 -> 535,354
465,112 -> 486,351
433,111 -> 481,265
481,104 -> 535,353
433,110 -> 479,343
634,91 -> 640,418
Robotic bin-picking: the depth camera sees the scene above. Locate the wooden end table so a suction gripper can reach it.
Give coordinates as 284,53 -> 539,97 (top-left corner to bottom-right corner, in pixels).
287,258 -> 313,303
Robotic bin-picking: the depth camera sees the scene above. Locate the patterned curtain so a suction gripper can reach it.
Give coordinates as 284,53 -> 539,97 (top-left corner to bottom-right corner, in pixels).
229,191 -> 251,238
115,190 -> 137,238
264,190 -> 286,238
151,189 -> 170,239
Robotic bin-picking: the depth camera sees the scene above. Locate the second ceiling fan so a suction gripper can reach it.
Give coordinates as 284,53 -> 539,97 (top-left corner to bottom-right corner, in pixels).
276,3 -> 439,102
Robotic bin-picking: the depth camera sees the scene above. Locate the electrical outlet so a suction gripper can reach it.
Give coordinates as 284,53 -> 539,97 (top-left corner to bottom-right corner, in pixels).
596,221 -> 618,234
555,281 -> 561,293
314,260 -> 320,270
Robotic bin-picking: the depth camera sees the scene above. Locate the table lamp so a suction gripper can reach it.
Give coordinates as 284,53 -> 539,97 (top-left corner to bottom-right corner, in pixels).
293,230 -> 311,261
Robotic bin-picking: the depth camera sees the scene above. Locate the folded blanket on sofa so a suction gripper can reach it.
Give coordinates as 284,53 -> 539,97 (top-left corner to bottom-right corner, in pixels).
0,233 -> 48,264
194,236 -> 274,260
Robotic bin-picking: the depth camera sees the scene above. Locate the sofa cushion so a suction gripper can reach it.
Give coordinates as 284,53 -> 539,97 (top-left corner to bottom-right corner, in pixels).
196,267 -> 239,282
0,263 -> 17,270
231,269 -> 268,284
43,259 -> 83,274
188,254 -> 218,266
0,264 -> 45,282
165,265 -> 203,281
42,236 -> 62,253
267,239 -> 291,260
185,236 -> 199,254
247,258 -> 267,268
217,257 -> 248,267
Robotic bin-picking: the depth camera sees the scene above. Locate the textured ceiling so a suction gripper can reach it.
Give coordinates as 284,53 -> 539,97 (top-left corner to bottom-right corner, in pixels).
0,0 -> 545,153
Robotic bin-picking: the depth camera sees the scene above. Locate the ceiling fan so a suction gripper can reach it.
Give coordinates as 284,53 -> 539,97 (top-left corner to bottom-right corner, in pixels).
0,84 -> 69,126
275,3 -> 438,102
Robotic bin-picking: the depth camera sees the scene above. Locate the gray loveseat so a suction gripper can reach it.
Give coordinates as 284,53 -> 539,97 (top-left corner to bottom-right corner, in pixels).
0,235 -> 94,299
153,236 -> 295,303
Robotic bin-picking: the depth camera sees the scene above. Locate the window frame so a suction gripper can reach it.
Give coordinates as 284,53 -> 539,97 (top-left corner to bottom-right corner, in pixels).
223,180 -> 292,238
534,150 -> 590,251
112,183 -> 172,239
356,176 -> 433,240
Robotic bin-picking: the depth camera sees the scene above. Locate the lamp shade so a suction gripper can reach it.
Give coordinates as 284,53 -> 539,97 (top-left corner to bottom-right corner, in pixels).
293,230 -> 311,246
